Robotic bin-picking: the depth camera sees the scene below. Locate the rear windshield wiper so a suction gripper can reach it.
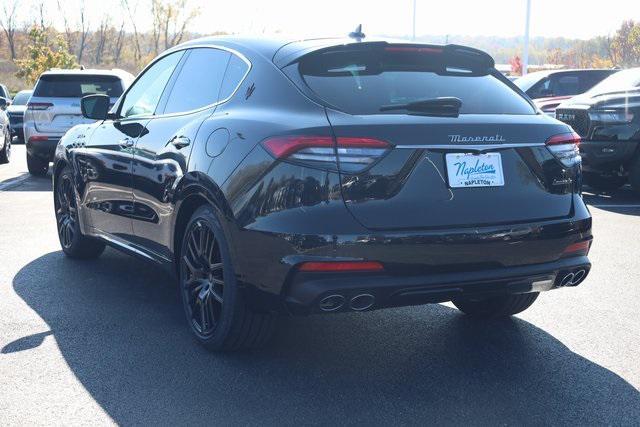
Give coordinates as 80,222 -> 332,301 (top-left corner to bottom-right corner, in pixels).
380,97 -> 462,117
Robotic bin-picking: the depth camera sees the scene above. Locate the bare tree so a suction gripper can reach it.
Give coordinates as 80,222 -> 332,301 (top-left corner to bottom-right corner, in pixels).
0,0 -> 19,59
76,1 -> 90,63
165,0 -> 200,49
122,0 -> 142,62
151,0 -> 200,51
57,0 -> 75,51
36,1 -> 47,30
94,15 -> 111,64
112,20 -> 126,65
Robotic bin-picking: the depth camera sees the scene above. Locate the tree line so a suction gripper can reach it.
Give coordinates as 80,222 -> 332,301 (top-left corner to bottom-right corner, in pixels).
0,0 -> 208,90
1,1 -> 639,90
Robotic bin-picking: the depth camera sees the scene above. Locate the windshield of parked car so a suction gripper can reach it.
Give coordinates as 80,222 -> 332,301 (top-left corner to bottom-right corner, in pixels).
587,68 -> 640,95
298,46 -> 535,115
33,75 -> 124,98
11,91 -> 32,105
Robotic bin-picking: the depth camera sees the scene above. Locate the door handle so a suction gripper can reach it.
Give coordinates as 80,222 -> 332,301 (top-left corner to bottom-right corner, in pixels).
118,138 -> 134,148
170,135 -> 191,149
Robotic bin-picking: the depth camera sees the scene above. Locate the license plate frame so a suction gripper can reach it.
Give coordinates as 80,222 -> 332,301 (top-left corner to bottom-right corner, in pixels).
445,152 -> 505,188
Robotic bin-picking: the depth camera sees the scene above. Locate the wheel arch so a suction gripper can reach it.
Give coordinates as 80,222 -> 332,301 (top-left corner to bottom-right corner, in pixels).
171,172 -> 237,276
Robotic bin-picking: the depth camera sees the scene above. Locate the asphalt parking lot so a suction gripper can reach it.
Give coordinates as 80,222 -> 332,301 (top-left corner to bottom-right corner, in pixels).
1,144 -> 639,425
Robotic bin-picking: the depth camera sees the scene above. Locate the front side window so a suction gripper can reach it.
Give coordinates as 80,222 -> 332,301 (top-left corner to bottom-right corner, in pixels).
120,51 -> 183,118
297,47 -> 535,115
163,48 -> 231,114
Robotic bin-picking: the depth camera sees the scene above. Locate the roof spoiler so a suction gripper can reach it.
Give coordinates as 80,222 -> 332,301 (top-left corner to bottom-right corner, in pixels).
276,41 -> 495,71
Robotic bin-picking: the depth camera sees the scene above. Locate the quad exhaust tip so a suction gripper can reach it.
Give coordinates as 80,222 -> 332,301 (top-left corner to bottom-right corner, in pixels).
318,294 -> 345,312
350,294 -> 375,311
558,269 -> 587,287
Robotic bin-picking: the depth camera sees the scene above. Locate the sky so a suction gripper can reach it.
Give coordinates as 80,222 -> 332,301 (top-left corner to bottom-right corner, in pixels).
36,0 -> 640,40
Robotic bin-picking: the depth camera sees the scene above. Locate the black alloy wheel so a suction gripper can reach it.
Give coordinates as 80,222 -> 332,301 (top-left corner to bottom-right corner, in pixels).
179,205 -> 276,351
55,174 -> 78,249
181,219 -> 225,339
54,167 -> 105,258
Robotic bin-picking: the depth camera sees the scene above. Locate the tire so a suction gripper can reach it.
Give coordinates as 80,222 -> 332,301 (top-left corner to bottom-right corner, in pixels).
630,157 -> 640,196
54,167 -> 105,259
27,153 -> 48,176
179,205 -> 276,351
583,173 -> 626,193
0,129 -> 10,164
452,293 -> 539,318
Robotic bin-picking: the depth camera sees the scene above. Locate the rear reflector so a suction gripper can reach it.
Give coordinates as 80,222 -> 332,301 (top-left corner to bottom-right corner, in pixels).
562,240 -> 591,256
262,135 -> 389,172
298,261 -> 384,272
28,135 -> 49,143
27,102 -> 53,111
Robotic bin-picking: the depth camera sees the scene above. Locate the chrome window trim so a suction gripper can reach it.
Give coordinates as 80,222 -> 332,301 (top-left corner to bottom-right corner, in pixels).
395,143 -> 545,150
118,44 -> 252,121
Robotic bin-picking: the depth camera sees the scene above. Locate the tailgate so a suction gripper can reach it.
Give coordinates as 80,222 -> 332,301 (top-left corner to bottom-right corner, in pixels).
328,111 -> 575,230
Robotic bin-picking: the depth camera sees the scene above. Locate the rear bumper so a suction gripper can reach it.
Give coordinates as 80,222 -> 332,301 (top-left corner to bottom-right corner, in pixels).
285,255 -> 591,314
26,137 -> 59,161
580,139 -> 639,173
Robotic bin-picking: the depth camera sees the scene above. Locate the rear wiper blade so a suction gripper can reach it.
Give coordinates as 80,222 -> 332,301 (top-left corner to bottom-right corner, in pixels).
380,97 -> 462,117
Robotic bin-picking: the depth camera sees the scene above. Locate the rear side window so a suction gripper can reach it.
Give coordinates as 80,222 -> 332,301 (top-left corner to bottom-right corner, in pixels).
163,48 -> 231,114
34,75 -> 124,98
297,47 -> 535,115
219,54 -> 250,101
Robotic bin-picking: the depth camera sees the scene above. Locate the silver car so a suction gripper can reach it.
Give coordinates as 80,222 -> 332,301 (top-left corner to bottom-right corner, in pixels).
24,69 -> 134,175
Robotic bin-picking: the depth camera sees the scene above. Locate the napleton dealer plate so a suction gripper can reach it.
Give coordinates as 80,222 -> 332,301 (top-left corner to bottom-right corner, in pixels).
445,152 -> 505,188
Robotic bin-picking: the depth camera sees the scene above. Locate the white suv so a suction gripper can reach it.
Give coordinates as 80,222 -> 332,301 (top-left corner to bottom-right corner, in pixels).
24,69 -> 134,175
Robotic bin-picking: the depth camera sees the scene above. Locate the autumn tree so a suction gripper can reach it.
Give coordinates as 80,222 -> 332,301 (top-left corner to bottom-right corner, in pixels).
611,20 -> 640,67
15,27 -> 78,86
0,0 -> 19,59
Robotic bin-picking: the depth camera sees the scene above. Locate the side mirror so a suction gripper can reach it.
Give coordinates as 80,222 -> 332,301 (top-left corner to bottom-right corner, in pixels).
0,97 -> 7,110
81,94 -> 111,120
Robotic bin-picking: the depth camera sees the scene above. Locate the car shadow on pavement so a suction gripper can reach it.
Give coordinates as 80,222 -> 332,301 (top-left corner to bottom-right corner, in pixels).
8,249 -> 640,425
0,173 -> 52,192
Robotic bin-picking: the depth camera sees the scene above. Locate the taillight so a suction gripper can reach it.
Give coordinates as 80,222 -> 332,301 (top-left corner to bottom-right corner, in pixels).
261,135 -> 389,172
562,240 -> 591,257
298,261 -> 384,272
27,102 -> 53,111
545,131 -> 581,167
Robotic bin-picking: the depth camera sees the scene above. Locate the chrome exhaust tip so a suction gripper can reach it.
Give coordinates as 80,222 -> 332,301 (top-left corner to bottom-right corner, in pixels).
572,269 -> 586,284
350,294 -> 375,311
318,294 -> 345,312
559,272 -> 575,287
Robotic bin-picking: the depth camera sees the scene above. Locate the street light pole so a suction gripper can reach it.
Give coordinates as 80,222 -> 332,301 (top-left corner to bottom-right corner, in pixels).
522,0 -> 531,75
412,0 -> 417,41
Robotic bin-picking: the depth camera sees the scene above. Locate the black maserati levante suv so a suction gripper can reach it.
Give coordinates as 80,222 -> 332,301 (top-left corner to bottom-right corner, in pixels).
53,36 -> 592,351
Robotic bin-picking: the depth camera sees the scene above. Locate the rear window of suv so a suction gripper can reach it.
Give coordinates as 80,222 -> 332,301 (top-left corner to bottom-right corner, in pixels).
33,74 -> 124,98
296,46 -> 535,115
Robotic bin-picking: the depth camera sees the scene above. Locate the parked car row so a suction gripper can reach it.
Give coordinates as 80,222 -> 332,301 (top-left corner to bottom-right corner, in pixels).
0,69 -> 134,174
515,67 -> 640,194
